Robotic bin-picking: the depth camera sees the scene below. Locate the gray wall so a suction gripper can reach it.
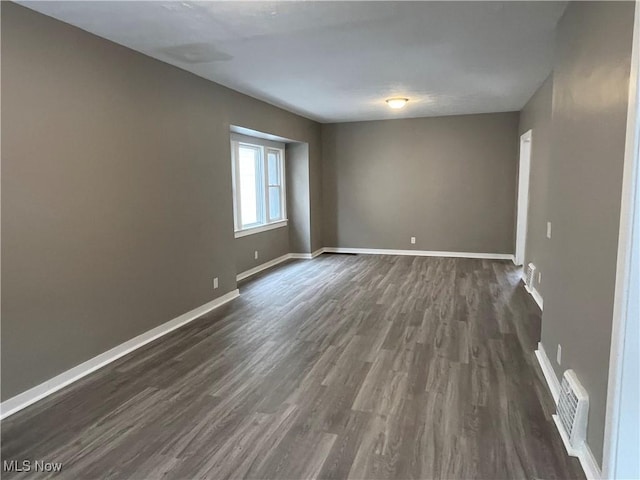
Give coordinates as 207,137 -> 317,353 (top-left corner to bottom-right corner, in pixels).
322,113 -> 519,253
287,143 -> 312,254
235,228 -> 290,275
1,3 -> 322,400
524,1 -> 634,467
309,135 -> 324,254
518,75 -> 554,296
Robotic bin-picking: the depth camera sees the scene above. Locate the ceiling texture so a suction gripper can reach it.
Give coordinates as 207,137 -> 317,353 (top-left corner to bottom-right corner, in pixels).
19,1 -> 567,123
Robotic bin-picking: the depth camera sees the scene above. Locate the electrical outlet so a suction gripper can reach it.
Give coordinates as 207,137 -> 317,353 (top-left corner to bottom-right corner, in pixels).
557,344 -> 562,365
410,237 -> 416,245
547,222 -> 552,239
213,277 -> 219,289
254,250 -> 259,260
538,272 -> 542,284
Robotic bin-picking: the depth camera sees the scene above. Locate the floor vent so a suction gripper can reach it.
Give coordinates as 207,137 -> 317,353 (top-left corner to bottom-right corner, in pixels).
552,369 -> 589,457
524,262 -> 536,291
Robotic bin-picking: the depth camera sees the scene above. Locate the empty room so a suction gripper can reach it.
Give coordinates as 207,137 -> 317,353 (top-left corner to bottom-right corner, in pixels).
1,1 -> 639,479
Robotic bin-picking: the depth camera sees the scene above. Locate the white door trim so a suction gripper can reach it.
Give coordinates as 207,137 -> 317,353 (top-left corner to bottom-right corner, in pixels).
603,2 -> 640,478
515,130 -> 532,266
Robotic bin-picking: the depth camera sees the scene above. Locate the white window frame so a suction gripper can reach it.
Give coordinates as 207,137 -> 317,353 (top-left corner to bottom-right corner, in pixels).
231,135 -> 287,238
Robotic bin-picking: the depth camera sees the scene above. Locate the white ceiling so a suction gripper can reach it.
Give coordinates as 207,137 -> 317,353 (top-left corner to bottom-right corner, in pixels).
20,1 -> 566,123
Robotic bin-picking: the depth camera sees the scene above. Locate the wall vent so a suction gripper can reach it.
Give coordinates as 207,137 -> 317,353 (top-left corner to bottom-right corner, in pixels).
524,262 -> 537,291
552,369 -> 589,457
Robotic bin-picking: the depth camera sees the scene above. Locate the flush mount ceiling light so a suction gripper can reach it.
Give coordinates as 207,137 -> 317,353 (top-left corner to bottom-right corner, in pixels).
386,97 -> 409,109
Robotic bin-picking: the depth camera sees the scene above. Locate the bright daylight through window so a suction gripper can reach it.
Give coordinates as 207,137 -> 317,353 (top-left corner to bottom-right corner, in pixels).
231,136 -> 286,237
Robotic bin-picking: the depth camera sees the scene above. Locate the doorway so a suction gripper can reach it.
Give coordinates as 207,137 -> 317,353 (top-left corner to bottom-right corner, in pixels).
515,130 -> 532,266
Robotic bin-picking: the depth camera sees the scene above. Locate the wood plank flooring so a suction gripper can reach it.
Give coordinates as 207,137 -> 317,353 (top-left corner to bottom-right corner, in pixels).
1,254 -> 585,479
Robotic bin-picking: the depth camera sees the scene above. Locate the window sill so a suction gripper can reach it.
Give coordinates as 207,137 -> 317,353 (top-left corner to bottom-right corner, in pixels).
234,220 -> 288,238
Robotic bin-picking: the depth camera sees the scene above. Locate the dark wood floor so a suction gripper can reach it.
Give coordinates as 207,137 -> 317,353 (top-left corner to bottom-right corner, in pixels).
1,254 -> 585,479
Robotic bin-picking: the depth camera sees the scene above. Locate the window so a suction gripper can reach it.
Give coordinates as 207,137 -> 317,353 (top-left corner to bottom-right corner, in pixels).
231,136 -> 286,237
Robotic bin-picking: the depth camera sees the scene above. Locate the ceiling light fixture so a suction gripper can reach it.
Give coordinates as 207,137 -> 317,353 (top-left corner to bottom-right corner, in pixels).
386,97 -> 409,109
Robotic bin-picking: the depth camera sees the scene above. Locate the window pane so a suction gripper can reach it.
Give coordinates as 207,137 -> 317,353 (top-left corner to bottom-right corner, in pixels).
238,146 -> 259,226
268,151 -> 280,185
269,186 -> 281,220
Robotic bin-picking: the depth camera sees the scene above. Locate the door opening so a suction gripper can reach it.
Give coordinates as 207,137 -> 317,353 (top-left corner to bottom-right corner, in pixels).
515,130 -> 532,266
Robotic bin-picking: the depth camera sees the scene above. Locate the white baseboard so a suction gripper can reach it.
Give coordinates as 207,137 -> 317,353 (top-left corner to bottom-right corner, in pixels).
552,413 -> 583,458
552,414 -> 603,479
236,254 -> 292,281
289,249 -> 325,260
237,249 -> 326,280
0,289 -> 240,420
531,287 -> 544,310
289,253 -> 312,260
579,442 -> 603,480
323,247 -> 513,261
238,248 -> 513,279
536,343 -> 602,479
525,283 -> 544,310
535,342 -> 561,403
